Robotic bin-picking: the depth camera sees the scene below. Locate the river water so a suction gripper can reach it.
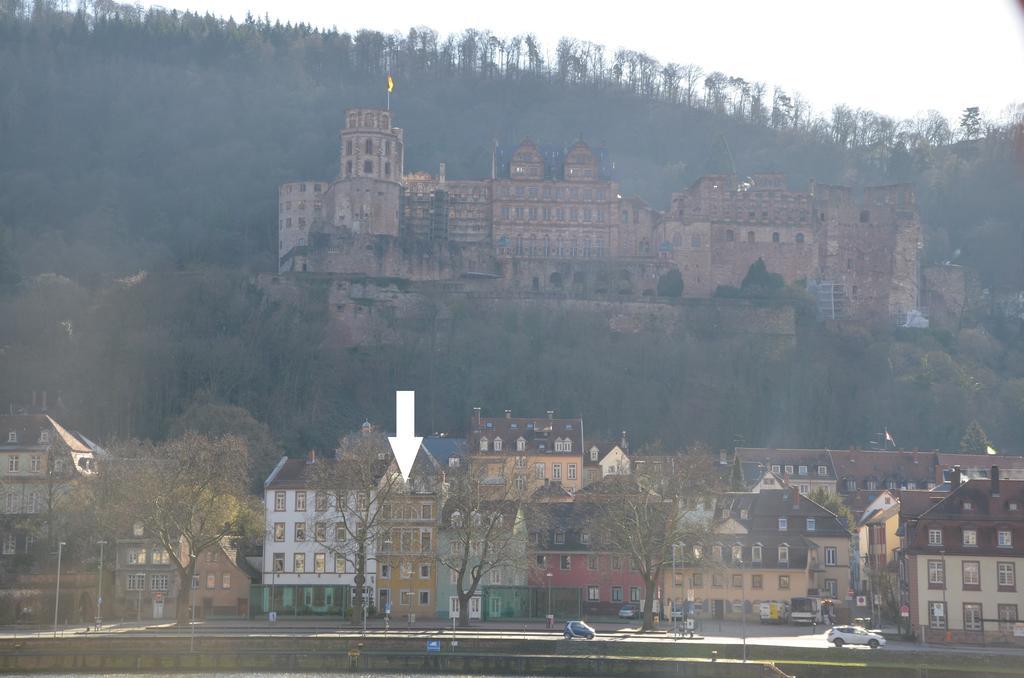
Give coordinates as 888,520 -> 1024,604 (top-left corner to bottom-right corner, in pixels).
7,674 -> 547,677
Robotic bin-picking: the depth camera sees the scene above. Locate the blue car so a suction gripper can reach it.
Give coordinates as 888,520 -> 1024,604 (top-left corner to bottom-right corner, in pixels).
563,620 -> 596,639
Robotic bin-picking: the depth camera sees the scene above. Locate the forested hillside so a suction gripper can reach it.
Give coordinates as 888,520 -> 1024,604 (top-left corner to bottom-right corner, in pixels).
0,4 -> 1022,465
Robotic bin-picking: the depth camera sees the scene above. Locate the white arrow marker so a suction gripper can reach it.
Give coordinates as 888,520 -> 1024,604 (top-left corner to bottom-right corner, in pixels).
388,390 -> 423,482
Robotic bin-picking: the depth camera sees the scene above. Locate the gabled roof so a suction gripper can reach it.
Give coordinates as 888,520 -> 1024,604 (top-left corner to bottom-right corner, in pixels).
470,412 -> 583,456
421,437 -> 466,467
918,478 -> 1024,522
735,448 -> 836,480
717,489 -> 849,536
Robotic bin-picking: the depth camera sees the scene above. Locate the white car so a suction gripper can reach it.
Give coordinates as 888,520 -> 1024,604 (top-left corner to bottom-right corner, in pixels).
826,625 -> 886,648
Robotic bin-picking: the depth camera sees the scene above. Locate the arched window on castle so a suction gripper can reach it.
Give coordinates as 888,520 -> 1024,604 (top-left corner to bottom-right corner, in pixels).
795,233 -> 805,243
772,232 -> 780,243
479,437 -> 489,452
346,140 -> 353,155
726,230 -> 735,242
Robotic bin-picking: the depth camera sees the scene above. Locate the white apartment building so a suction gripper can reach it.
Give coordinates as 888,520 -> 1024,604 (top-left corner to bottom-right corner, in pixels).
260,453 -> 377,617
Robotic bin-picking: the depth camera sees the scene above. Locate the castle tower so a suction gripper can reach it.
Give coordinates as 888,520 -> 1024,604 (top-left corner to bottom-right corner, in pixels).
339,108 -> 403,182
332,108 -> 404,236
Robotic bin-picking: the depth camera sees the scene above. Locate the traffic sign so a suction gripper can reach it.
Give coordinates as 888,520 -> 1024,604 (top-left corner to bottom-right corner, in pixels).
856,595 -> 867,607
426,640 -> 441,653
900,604 -> 909,618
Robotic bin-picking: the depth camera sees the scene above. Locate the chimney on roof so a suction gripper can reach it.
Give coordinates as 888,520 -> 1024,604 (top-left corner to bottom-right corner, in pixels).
473,407 -> 481,425
307,450 -> 316,464
547,410 -> 555,420
505,409 -> 512,419
991,465 -> 1000,497
934,463 -> 944,485
793,491 -> 801,509
950,465 -> 961,488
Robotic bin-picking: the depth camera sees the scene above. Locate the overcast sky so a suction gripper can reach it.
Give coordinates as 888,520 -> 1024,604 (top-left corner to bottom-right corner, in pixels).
145,0 -> 1024,121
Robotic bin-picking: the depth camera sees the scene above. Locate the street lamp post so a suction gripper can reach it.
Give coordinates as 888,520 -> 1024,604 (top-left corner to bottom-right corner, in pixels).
95,540 -> 107,630
190,554 -> 197,653
546,572 -> 553,620
53,541 -> 66,638
737,557 -> 746,662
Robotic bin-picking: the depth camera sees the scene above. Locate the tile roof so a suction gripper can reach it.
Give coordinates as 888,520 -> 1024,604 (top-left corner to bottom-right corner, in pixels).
717,490 -> 849,536
470,412 -> 583,456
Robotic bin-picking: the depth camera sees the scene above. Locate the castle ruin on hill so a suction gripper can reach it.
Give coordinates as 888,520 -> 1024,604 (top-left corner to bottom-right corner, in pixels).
278,108 -> 922,322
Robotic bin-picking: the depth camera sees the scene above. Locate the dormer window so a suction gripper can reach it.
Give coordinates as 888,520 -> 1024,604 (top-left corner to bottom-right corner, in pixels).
479,437 -> 489,452
493,437 -> 502,452
818,465 -> 827,476
962,500 -> 972,510
806,518 -> 816,532
590,447 -> 599,461
778,518 -> 788,531
740,509 -> 748,520
778,545 -> 789,565
39,431 -> 49,444
732,545 -> 742,562
517,437 -> 526,452
6,432 -> 15,443
798,465 -> 807,476
448,457 -> 460,468
963,529 -> 977,546
752,544 -> 762,563
554,530 -> 565,545
771,465 -> 781,474
451,511 -> 463,528
784,465 -> 793,475
928,528 -> 943,545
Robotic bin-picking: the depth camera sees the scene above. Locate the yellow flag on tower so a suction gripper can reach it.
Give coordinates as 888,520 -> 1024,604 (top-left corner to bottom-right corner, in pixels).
387,74 -> 394,93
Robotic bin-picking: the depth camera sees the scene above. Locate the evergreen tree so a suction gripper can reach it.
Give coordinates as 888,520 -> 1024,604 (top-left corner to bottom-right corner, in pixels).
959,420 -> 990,454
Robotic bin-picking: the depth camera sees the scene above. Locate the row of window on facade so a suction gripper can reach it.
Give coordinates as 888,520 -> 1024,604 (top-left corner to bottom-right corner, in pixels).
345,138 -> 393,157
690,572 -> 822,593
926,527 -> 1015,547
283,183 -> 324,194
345,159 -> 393,177
926,559 -> 1017,589
724,230 -> 806,244
500,185 -> 607,202
927,601 -> 1018,632
4,454 -> 44,473
844,478 -> 928,492
6,430 -> 49,444
694,206 -> 810,224
511,164 -> 596,180
499,205 -> 609,224
280,201 -> 323,213
478,436 -> 573,453
706,542 -> 839,567
498,237 -> 608,259
3,490 -> 43,514
270,551 -> 350,575
272,490 -> 367,513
